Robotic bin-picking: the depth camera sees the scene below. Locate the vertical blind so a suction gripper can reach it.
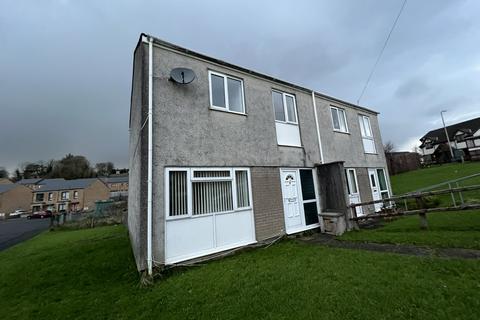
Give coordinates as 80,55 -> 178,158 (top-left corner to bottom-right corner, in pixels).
193,181 -> 233,215
169,171 -> 188,216
235,170 -> 250,208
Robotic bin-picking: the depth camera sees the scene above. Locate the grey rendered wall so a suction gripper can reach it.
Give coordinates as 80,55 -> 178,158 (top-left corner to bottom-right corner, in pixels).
128,43 -> 147,271
315,97 -> 387,168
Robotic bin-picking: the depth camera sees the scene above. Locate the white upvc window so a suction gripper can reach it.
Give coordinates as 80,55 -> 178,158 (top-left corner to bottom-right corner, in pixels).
166,168 -> 252,219
208,71 -> 246,114
359,115 -> 376,154
272,90 -> 298,124
330,106 -> 348,133
61,191 -> 69,200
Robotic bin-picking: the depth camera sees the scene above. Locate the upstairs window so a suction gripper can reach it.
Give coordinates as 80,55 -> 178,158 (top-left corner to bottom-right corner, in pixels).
209,71 -> 245,114
272,90 -> 297,124
330,106 -> 348,133
61,191 -> 69,200
359,115 -> 376,154
35,193 -> 44,202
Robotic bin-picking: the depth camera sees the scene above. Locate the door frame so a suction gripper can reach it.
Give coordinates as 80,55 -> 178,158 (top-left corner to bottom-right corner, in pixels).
345,168 -> 363,216
279,168 -> 323,234
368,168 -> 391,212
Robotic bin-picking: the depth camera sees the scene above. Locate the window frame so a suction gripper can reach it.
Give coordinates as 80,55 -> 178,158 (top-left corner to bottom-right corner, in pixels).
208,70 -> 246,115
165,167 -> 253,221
359,114 -> 377,154
330,106 -> 349,133
73,191 -> 79,199
60,191 -> 69,200
345,168 -> 359,195
272,90 -> 298,125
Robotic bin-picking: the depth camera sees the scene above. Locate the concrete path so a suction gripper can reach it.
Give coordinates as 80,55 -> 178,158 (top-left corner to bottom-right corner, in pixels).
0,218 -> 50,251
300,233 -> 480,259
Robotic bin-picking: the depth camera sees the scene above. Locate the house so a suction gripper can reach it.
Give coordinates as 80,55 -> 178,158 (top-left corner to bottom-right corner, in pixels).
31,178 -> 110,213
0,178 -> 13,185
16,178 -> 44,190
100,175 -> 129,198
128,34 -> 392,273
0,184 -> 32,216
420,116 -> 480,163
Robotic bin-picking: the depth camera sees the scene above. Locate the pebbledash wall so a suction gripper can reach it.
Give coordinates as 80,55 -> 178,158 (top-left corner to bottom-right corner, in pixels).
129,34 -> 391,271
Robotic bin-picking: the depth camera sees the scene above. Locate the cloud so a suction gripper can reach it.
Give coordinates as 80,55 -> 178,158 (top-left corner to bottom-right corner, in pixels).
1,0 -> 480,168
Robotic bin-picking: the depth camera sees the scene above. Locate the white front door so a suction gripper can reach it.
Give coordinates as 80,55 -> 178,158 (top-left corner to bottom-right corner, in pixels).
280,170 -> 303,232
346,169 -> 363,216
368,169 -> 382,211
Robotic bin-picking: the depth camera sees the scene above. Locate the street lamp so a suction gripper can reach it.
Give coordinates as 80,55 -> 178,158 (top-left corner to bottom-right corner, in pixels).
440,110 -> 455,160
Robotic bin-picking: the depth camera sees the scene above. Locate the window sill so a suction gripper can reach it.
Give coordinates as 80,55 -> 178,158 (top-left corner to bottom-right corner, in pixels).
210,106 -> 247,116
333,129 -> 350,135
364,152 -> 378,155
275,120 -> 298,126
278,144 -> 303,149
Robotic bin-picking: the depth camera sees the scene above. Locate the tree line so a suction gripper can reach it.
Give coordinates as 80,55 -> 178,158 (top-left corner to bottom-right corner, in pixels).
0,154 -> 127,181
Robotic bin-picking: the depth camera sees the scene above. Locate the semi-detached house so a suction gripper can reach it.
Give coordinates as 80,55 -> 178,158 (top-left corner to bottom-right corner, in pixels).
128,34 -> 392,273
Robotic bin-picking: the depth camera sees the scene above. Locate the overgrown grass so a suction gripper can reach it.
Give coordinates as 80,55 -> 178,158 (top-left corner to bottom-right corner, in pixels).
1,225 -> 479,319
341,210 -> 480,249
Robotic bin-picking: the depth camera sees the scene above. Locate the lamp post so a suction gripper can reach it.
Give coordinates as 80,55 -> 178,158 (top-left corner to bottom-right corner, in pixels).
440,110 -> 455,160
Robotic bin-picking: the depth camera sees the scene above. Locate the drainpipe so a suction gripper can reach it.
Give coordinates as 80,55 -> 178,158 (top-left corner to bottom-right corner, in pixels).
312,91 -> 324,164
147,37 -> 153,276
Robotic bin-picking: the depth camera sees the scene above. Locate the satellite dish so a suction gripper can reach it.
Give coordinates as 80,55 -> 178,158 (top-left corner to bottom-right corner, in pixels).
170,68 -> 196,84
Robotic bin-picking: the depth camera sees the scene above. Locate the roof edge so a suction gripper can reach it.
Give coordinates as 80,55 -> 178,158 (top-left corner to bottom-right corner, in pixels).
141,33 -> 380,115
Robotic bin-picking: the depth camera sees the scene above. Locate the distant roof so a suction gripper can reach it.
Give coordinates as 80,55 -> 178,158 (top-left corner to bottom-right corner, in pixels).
35,178 -> 101,192
17,178 -> 43,185
0,184 -> 19,194
420,116 -> 480,144
100,176 -> 129,184
140,33 -> 379,116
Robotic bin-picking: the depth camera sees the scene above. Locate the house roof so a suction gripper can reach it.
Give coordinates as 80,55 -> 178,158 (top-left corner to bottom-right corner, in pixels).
139,33 -> 379,116
100,176 -> 129,184
420,117 -> 480,145
34,178 -> 102,193
16,178 -> 43,185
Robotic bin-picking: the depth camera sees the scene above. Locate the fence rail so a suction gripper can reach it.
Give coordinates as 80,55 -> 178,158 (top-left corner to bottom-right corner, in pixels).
349,184 -> 480,229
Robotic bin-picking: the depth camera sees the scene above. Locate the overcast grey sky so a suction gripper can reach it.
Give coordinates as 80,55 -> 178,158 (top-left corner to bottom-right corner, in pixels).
1,0 -> 480,173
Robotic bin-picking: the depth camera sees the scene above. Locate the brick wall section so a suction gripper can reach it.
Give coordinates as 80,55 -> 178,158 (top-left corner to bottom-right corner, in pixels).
251,167 -> 285,240
0,185 -> 32,214
83,180 -> 111,210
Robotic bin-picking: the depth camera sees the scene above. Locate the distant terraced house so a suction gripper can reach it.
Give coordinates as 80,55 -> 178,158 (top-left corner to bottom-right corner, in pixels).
100,175 -> 129,198
30,178 -> 110,213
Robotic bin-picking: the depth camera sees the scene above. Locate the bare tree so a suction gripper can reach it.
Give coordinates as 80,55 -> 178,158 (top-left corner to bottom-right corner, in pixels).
384,141 -> 395,154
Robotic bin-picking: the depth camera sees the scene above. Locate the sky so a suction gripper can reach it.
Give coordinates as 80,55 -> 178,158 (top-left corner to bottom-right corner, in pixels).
1,0 -> 480,173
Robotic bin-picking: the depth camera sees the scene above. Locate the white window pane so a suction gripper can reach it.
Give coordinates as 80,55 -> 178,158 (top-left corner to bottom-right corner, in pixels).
338,109 -> 347,132
285,95 -> 296,123
348,170 -> 358,193
363,117 -> 372,137
331,108 -> 340,130
211,74 -> 225,108
227,78 -> 243,113
377,169 -> 387,191
235,170 -> 250,208
358,116 -> 366,136
272,91 -> 285,121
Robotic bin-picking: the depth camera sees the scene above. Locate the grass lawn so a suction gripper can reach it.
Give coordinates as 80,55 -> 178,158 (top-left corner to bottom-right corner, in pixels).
1,226 -> 480,320
390,161 -> 480,195
341,210 -> 480,249
340,162 -> 480,248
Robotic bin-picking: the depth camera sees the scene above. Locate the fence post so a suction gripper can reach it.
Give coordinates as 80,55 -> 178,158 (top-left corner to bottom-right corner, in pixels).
449,183 -> 457,206
351,205 -> 359,231
415,196 -> 428,230
456,182 -> 464,205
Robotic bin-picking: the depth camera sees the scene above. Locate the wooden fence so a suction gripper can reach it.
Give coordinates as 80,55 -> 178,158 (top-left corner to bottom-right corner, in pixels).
349,184 -> 480,229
